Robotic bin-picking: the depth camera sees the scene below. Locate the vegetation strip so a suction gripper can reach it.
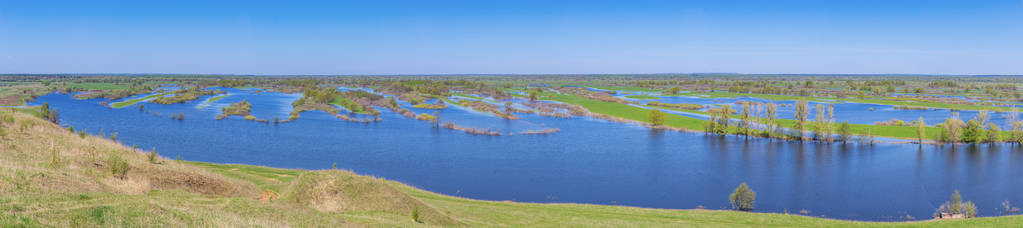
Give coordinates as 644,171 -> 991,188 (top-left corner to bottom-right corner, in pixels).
109,93 -> 169,108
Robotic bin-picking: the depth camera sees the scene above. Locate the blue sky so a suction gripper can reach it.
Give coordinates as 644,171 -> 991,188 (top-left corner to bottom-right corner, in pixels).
1,0 -> 1021,75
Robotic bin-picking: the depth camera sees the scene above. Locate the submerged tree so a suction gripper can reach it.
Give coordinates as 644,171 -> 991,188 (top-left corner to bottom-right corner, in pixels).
764,103 -> 777,137
936,190 -> 978,219
715,106 -> 732,135
729,182 -> 756,211
962,120 -> 984,143
705,111 -> 718,134
940,113 -> 965,145
987,123 -> 1002,144
838,121 -> 852,144
825,104 -> 835,142
814,104 -> 826,140
976,110 -> 989,126
738,102 -> 752,138
793,100 -> 808,140
916,117 -> 926,144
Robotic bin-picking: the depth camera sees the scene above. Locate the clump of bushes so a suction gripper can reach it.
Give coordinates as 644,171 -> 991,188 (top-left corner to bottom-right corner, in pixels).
934,190 -> 977,219
148,149 -> 159,164
107,154 -> 129,179
412,206 -> 421,223
217,100 -> 252,119
416,113 -> 438,124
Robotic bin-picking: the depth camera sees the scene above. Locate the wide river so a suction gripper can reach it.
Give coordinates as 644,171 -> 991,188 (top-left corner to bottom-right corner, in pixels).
32,88 -> 1023,221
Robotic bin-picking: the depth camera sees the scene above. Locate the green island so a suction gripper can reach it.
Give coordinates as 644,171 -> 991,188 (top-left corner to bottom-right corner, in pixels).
216,99 -> 254,120
109,93 -> 169,109
624,94 -> 661,100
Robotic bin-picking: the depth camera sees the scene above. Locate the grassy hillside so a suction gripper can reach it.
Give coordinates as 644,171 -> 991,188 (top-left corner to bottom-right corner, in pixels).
3,108 -> 1023,227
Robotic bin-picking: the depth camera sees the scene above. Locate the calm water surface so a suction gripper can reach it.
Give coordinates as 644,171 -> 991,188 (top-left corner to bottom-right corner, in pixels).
32,90 -> 1023,221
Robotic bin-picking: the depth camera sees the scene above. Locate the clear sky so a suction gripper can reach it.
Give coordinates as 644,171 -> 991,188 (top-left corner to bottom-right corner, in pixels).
1,0 -> 1021,75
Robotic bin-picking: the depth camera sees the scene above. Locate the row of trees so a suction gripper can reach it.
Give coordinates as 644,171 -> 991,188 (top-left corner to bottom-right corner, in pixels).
650,98 -> 1023,145
698,100 -> 865,143
934,110 -> 1021,145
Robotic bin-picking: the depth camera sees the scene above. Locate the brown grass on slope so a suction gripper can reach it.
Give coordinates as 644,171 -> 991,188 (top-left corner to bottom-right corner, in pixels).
0,109 -> 257,198
281,170 -> 462,226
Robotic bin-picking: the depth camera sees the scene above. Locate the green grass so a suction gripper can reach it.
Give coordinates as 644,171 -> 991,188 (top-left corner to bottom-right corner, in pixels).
452,92 -> 483,100
206,94 -> 230,103
686,92 -> 837,103
432,95 -> 462,106
109,93 -> 168,108
197,94 -> 230,108
329,95 -> 365,114
544,93 -> 706,130
184,161 -> 299,192
624,94 -> 661,100
198,162 -> 1023,227
66,83 -> 129,91
692,92 -> 1014,112
579,85 -> 662,92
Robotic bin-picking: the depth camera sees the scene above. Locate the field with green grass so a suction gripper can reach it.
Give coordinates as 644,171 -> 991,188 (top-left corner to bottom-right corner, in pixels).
690,91 -> 1014,112
65,83 -> 130,91
624,94 -> 661,100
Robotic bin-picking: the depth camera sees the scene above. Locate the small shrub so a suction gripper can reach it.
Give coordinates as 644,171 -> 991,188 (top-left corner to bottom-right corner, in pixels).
964,201 -> 977,218
78,129 -> 86,138
68,125 -> 75,133
412,206 -> 421,223
109,132 -> 118,142
729,182 -> 756,211
148,149 -> 158,164
107,154 -> 129,179
50,148 -> 61,168
935,190 -> 977,219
